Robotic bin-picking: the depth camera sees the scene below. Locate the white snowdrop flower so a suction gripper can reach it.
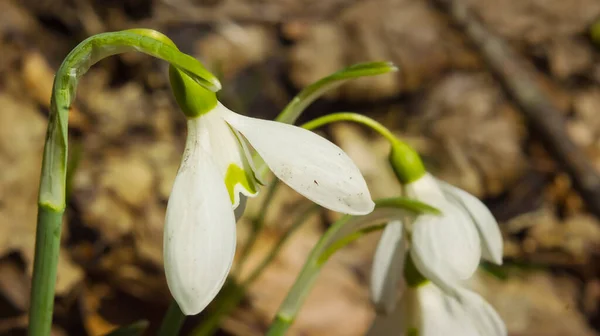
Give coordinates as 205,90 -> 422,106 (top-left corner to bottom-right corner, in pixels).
164,69 -> 375,315
366,281 -> 506,336
371,141 -> 503,313
404,174 -> 482,294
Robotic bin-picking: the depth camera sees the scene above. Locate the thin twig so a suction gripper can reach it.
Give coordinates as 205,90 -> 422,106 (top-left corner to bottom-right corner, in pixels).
432,0 -> 600,218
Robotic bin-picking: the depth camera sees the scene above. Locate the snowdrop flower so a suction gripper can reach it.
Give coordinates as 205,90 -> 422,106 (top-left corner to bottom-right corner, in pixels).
370,142 -> 503,313
366,279 -> 506,336
164,68 -> 375,315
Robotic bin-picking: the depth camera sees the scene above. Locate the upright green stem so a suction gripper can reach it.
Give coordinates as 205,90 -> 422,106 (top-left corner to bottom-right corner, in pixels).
28,207 -> 63,336
267,316 -> 294,336
244,205 -> 319,285
265,198 -> 439,335
265,260 -> 320,336
158,300 -> 186,336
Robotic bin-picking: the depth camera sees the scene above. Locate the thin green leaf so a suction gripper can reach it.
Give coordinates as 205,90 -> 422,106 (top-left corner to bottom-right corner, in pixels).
254,62 -> 398,177
276,61 -> 398,124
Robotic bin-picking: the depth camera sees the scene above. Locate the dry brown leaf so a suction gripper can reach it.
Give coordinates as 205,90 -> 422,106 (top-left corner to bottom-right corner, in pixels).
473,271 -> 599,336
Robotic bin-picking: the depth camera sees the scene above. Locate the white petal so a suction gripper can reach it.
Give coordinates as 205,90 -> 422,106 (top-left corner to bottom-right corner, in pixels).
189,109 -> 258,209
370,220 -> 406,315
223,108 -> 374,215
459,288 -> 507,336
410,201 -> 481,294
438,180 -> 503,265
411,283 -> 479,336
404,173 -> 446,205
164,143 -> 236,315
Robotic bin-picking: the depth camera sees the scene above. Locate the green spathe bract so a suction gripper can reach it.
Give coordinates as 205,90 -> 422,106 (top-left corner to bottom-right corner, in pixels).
169,66 -> 218,118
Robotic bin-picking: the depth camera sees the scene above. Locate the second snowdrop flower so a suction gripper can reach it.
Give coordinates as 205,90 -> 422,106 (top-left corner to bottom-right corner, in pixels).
164,68 -> 375,315
370,141 -> 503,312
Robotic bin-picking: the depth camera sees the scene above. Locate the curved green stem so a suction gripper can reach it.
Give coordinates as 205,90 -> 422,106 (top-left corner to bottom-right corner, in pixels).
29,29 -> 218,336
39,29 -> 218,210
300,112 -> 398,144
301,112 -> 426,183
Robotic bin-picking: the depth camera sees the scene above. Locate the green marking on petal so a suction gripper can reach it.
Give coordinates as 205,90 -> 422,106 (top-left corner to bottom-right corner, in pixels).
224,163 -> 258,204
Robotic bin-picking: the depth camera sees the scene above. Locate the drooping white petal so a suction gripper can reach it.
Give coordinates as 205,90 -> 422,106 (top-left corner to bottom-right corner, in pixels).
410,283 -> 480,336
410,201 -> 481,294
223,107 -> 374,215
459,288 -> 507,336
164,140 -> 236,315
438,180 -> 504,265
370,220 -> 406,315
404,173 -> 447,205
189,110 -> 258,209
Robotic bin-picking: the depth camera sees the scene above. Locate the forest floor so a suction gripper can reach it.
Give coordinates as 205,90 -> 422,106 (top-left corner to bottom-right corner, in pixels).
2,0 -> 600,335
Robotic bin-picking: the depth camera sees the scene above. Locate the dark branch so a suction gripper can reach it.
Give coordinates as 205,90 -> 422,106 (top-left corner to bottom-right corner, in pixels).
432,0 -> 600,218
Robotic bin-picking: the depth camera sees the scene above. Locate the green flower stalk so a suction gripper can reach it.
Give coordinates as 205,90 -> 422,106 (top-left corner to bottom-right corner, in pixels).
30,29 -> 219,336
265,198 -> 439,336
300,112 -> 426,183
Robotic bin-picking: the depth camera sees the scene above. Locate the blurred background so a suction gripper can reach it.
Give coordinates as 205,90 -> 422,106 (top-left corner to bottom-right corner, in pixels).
2,0 -> 600,335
